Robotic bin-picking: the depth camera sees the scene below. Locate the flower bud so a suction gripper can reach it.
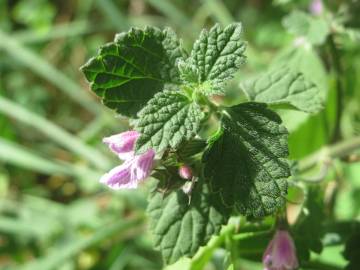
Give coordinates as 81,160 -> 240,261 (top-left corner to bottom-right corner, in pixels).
178,165 -> 193,180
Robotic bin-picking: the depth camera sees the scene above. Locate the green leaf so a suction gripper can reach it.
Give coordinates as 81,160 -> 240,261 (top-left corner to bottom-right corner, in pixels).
177,58 -> 200,85
283,10 -> 330,45
177,139 -> 207,158
344,231 -> 360,270
147,179 -> 230,265
135,91 -> 204,154
203,102 -> 290,217
189,23 -> 246,95
273,46 -> 328,95
81,26 -> 185,117
293,187 -> 325,261
241,66 -> 324,113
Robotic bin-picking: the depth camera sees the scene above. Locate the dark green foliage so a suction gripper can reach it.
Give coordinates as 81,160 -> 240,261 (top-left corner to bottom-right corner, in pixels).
81,27 -> 185,117
293,188 -> 325,261
203,102 -> 290,217
147,179 -> 230,264
344,231 -> 360,270
135,91 -> 204,154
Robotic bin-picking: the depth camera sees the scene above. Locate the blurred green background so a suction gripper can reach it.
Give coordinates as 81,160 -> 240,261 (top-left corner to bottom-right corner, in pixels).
1,0 -> 360,269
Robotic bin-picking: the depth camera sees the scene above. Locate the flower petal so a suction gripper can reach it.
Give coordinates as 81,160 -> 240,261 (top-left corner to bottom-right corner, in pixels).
262,239 -> 274,270
131,149 -> 155,181
271,230 -> 299,270
103,131 -> 140,160
100,161 -> 138,189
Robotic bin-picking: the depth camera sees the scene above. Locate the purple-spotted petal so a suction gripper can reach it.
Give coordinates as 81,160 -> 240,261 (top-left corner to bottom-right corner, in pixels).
100,161 -> 138,189
131,149 -> 155,181
103,131 -> 140,160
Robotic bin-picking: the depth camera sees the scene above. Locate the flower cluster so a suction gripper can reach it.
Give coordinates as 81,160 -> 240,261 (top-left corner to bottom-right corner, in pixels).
263,229 -> 299,270
100,131 -> 155,189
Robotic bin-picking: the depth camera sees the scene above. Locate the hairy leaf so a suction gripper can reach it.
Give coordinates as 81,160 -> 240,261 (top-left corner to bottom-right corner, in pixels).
190,23 -> 246,95
177,58 -> 200,85
135,91 -> 204,154
81,27 -> 185,117
241,66 -> 323,113
283,10 -> 330,45
147,179 -> 230,265
273,46 -> 328,95
203,102 -> 290,217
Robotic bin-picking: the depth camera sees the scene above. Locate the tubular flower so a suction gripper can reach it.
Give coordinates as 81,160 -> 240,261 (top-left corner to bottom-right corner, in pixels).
103,130 -> 140,160
263,229 -> 299,270
101,131 -> 155,189
178,165 -> 193,180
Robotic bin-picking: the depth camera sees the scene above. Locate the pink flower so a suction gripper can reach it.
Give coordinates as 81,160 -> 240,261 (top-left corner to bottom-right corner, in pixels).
263,229 -> 299,270
309,0 -> 323,16
178,165 -> 193,180
101,131 -> 155,189
100,149 -> 155,189
103,131 -> 140,160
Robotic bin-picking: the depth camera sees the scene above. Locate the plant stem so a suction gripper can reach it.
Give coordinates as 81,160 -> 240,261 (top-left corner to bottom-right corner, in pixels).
328,34 -> 345,143
298,136 -> 360,171
190,223 -> 235,269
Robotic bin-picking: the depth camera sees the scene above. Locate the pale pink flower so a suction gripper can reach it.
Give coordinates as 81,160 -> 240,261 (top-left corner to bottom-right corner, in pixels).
103,131 -> 140,160
263,229 -> 299,270
178,165 -> 193,180
309,0 -> 323,16
101,130 -> 155,189
100,149 -> 155,189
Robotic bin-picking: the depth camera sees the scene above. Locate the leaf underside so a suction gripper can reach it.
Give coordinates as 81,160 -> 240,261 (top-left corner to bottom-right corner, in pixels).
241,66 -> 323,113
204,102 -> 290,217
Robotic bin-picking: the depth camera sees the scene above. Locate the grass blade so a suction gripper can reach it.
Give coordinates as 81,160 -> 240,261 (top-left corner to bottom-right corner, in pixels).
18,215 -> 144,270
95,0 -> 130,30
202,0 -> 234,26
0,138 -> 69,176
144,0 -> 188,27
0,96 -> 111,170
13,21 -> 93,44
0,30 -> 101,114
0,138 -> 102,179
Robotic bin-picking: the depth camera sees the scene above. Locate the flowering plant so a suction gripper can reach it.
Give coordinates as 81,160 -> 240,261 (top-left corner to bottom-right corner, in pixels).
80,11 -> 358,268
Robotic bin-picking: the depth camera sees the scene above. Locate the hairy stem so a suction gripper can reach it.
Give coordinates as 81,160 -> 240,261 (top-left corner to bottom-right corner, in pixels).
191,223 -> 235,268
298,136 -> 360,171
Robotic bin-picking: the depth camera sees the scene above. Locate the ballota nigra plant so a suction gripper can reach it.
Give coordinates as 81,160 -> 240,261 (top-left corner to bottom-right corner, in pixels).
80,23 -> 323,268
